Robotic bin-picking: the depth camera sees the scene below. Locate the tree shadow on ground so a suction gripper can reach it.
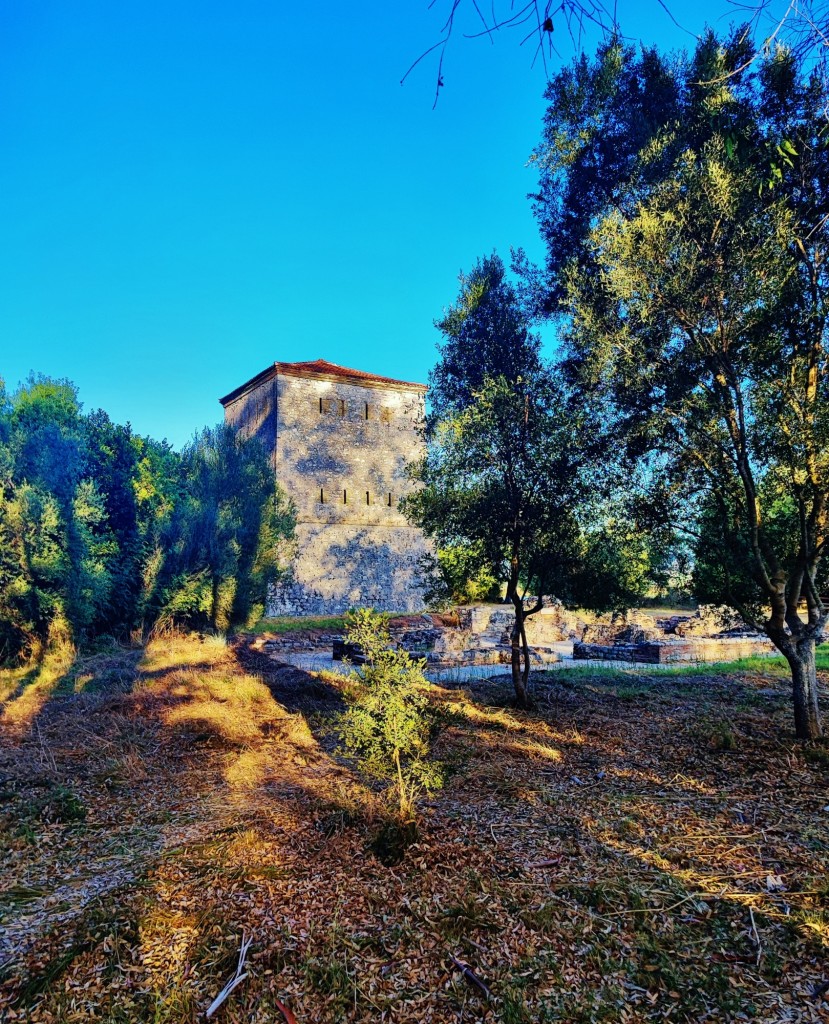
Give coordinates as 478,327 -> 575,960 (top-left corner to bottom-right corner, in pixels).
3,635 -> 828,1022
231,638 -> 346,716
0,646 -> 142,738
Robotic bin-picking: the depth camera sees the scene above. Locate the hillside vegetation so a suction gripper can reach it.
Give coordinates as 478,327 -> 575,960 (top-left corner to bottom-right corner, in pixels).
0,377 -> 294,665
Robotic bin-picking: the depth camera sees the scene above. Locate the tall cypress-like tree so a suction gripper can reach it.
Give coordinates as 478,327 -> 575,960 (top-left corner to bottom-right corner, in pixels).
406,255 -> 588,707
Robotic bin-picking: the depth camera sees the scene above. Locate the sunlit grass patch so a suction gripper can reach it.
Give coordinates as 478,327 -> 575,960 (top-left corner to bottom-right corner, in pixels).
251,614 -> 348,634
801,909 -> 829,943
224,747 -> 272,789
443,698 -> 528,733
136,635 -> 290,748
469,729 -> 564,765
138,905 -> 201,988
139,633 -> 233,674
314,666 -> 351,688
152,669 -> 277,746
164,695 -> 264,745
514,737 -> 563,761
0,663 -> 37,703
0,647 -> 74,732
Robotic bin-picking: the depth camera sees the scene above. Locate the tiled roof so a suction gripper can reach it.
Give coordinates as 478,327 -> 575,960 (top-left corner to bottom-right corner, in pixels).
220,358 -> 427,405
276,359 -> 426,389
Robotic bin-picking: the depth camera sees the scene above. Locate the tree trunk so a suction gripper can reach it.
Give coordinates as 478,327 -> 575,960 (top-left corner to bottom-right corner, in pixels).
510,600 -> 530,709
783,637 -> 823,740
210,575 -> 220,631
519,612 -> 532,690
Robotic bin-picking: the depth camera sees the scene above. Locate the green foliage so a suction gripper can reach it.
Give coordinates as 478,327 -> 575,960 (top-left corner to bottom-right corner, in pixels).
429,253 -> 545,419
153,425 -> 296,633
337,608 -> 442,820
535,32 -> 829,736
406,252 -> 640,704
0,376 -> 296,661
571,525 -> 652,613
31,783 -> 87,824
408,257 -> 579,597
417,543 -> 500,608
252,615 -> 348,635
411,372 -> 584,593
0,376 -> 93,659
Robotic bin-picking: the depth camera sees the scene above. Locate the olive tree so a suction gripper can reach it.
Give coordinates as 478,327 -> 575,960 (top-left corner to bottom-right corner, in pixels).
536,34 -> 829,737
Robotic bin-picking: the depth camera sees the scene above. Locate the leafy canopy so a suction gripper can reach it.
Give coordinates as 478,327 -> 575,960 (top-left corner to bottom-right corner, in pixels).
534,31 -> 829,735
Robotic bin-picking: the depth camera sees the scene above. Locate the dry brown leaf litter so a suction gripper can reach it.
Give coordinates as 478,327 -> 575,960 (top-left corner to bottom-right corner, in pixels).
0,635 -> 827,1023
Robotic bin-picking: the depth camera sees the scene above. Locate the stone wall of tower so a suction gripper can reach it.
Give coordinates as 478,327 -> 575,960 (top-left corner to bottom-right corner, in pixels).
222,375 -> 277,456
223,369 -> 430,615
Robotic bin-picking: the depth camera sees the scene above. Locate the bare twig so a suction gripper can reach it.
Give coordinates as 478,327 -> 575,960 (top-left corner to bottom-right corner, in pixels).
449,954 -> 494,999
748,905 -> 763,966
407,0 -> 829,103
205,933 -> 252,1018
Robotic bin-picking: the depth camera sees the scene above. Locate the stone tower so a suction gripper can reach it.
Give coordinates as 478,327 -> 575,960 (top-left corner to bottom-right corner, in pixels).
219,359 -> 430,615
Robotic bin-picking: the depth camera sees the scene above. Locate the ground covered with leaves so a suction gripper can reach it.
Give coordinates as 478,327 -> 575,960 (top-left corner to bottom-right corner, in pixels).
1,634 -> 828,1022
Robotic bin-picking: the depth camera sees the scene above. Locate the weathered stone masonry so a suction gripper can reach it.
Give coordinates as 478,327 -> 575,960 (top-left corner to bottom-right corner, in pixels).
220,359 -> 430,615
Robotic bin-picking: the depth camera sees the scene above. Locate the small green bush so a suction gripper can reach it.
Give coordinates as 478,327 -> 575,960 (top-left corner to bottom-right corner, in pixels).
337,608 -> 442,822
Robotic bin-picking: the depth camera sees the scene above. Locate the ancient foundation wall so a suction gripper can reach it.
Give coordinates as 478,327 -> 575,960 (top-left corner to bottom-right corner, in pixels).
573,637 -> 775,664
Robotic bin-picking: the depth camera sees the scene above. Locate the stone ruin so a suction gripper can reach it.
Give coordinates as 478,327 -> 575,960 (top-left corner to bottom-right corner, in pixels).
394,605 -> 563,669
388,603 -> 776,667
571,606 -> 775,664
252,602 -> 776,670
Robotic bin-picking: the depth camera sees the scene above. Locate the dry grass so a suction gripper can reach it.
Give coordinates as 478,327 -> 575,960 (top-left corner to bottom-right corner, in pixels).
0,648 -> 75,733
1,636 -> 828,1023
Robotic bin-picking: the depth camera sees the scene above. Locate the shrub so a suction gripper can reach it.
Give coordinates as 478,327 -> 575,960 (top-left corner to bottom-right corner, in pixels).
337,608 -> 442,821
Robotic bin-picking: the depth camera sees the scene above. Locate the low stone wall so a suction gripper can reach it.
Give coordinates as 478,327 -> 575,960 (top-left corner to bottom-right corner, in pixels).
573,636 -> 775,664
253,632 -> 343,655
253,603 -> 776,671
455,604 -> 575,645
425,645 -> 560,669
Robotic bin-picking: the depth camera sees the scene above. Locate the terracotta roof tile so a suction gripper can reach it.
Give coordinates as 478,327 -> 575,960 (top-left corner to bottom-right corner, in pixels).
219,358 -> 427,406
275,359 -> 426,389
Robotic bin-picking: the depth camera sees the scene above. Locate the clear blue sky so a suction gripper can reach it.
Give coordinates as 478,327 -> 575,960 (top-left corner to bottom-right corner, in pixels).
1,0 -> 759,446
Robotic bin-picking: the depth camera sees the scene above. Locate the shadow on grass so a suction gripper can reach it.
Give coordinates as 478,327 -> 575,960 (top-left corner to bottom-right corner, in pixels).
231,637 -> 346,716
0,646 -> 141,736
